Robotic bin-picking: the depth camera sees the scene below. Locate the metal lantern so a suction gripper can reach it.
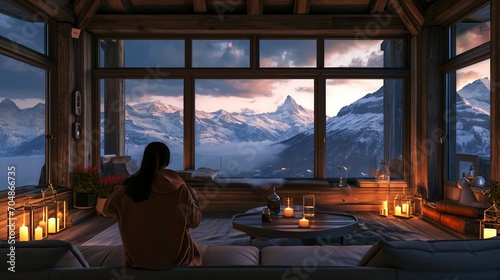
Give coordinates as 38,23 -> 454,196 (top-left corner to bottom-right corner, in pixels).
24,202 -> 49,240
480,204 -> 500,239
393,194 -> 413,218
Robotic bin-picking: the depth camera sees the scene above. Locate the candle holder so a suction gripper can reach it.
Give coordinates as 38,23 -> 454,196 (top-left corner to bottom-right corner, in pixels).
23,200 -> 49,241
379,200 -> 389,216
393,194 -> 413,218
480,204 -> 500,239
46,198 -> 68,234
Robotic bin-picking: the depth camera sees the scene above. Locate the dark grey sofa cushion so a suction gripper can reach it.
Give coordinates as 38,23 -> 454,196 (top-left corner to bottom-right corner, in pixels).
0,239 -> 89,271
78,244 -> 260,266
358,237 -> 500,272
261,245 -> 371,266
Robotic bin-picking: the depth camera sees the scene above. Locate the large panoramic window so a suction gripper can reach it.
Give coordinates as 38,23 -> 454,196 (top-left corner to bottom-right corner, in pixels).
0,54 -> 46,191
446,60 -> 490,183
0,1 -> 47,55
100,79 -> 184,171
195,79 -> 314,177
96,37 -> 408,180
449,4 -> 490,57
325,79 -> 403,179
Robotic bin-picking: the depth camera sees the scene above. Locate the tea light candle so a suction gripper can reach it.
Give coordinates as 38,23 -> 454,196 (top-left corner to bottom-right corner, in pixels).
394,205 -> 402,216
483,228 -> 497,239
299,218 -> 309,228
19,224 -> 29,241
283,207 -> 294,217
35,226 -> 43,240
48,217 -> 56,233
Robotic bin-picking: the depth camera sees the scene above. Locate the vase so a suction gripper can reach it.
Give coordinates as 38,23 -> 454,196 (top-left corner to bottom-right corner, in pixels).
95,197 -> 107,216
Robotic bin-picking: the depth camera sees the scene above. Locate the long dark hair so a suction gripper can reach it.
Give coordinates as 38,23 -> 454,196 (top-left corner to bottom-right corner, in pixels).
123,142 -> 170,202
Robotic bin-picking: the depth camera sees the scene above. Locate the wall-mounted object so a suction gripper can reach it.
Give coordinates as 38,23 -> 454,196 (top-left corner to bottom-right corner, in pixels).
73,90 -> 81,116
73,122 -> 81,139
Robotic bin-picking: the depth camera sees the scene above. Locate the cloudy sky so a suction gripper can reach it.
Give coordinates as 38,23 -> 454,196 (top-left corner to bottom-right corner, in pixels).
0,11 -> 492,116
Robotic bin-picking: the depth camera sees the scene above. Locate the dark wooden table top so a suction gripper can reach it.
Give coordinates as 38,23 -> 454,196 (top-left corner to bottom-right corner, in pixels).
232,206 -> 359,240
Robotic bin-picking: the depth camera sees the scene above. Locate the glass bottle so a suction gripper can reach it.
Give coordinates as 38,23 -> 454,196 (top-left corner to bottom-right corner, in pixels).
376,160 -> 390,182
267,186 -> 281,214
338,165 -> 348,187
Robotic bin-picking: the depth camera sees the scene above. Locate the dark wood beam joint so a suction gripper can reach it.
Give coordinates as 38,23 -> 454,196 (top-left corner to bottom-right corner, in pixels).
247,0 -> 263,15
77,0 -> 101,31
294,0 -> 311,15
193,0 -> 207,13
389,0 -> 419,36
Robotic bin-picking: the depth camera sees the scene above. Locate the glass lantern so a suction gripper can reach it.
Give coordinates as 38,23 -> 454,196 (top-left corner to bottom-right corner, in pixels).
393,194 -> 413,218
46,198 -> 68,234
23,202 -> 49,241
480,204 -> 500,239
376,160 -> 390,187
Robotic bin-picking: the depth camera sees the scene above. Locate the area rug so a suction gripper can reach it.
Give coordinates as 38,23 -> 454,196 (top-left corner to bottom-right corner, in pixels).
81,211 -> 441,248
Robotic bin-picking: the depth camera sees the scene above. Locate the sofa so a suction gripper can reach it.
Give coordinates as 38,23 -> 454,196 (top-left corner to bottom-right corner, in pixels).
1,237 -> 500,280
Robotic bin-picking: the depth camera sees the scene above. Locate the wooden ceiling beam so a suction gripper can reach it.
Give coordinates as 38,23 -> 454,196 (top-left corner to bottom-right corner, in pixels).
424,0 -> 489,26
401,0 -> 424,27
247,0 -> 263,15
16,0 -> 75,23
76,0 -> 102,31
294,0 -> 311,14
192,0 -> 207,13
87,14 -> 409,36
388,0 -> 419,36
369,0 -> 389,12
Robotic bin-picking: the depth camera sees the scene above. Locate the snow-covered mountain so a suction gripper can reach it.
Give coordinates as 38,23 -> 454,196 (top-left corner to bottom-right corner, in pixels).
122,95 -> 314,149
455,78 -> 490,155
1,78 -> 491,179
0,99 -> 45,156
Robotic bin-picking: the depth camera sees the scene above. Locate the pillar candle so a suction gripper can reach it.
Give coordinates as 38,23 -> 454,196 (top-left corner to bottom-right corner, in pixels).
402,203 -> 408,214
483,228 -> 497,239
48,217 -> 56,233
19,224 -> 29,241
395,205 -> 402,216
39,220 -> 47,235
35,226 -> 43,240
299,218 -> 309,228
283,207 -> 294,217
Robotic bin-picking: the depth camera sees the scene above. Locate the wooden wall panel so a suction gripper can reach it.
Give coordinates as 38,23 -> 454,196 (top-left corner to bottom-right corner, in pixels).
491,0 -> 499,182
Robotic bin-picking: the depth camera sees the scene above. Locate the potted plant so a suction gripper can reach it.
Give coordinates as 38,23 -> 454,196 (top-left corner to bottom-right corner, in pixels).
95,175 -> 123,215
71,166 -> 100,208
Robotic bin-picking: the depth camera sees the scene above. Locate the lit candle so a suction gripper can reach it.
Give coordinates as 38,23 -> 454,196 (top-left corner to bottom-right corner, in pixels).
20,224 -> 29,241
395,205 -> 402,216
402,203 -> 408,214
39,220 -> 47,235
381,200 -> 389,216
283,207 -> 294,217
299,218 -> 309,228
35,226 -> 43,240
48,217 -> 56,233
483,228 -> 497,239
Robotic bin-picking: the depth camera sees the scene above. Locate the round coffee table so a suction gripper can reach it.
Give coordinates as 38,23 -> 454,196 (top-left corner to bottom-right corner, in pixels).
232,206 -> 358,245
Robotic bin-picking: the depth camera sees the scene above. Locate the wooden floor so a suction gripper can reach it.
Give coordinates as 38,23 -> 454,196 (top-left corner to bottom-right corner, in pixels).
49,210 -> 471,246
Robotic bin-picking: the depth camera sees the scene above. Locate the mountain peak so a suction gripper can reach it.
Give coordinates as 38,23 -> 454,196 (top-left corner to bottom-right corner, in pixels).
0,98 -> 16,106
